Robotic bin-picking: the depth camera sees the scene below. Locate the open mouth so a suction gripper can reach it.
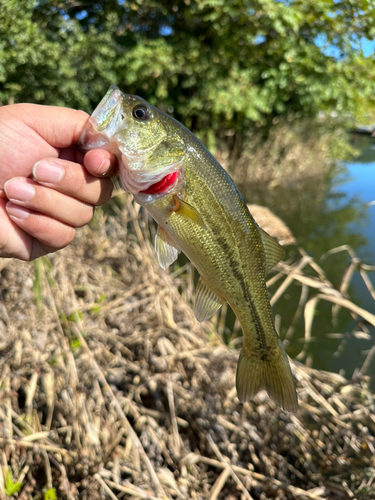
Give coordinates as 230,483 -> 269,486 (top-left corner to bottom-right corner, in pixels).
78,85 -> 124,153
140,171 -> 179,195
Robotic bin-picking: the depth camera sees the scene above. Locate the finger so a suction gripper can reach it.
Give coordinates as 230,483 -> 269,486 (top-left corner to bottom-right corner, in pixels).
10,104 -> 89,148
0,199 -> 32,260
31,158 -> 113,205
83,149 -> 118,177
4,178 -> 94,228
58,144 -> 79,163
6,202 -> 76,260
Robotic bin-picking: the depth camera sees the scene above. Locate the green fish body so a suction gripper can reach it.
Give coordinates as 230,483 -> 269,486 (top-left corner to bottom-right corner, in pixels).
79,85 -> 298,412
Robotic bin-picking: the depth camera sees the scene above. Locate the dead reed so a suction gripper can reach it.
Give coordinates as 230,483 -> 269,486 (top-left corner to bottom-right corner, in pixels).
217,121 -> 354,190
0,195 -> 374,499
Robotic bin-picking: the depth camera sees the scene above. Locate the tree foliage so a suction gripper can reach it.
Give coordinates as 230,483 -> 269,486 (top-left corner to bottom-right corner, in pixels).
1,0 -> 375,138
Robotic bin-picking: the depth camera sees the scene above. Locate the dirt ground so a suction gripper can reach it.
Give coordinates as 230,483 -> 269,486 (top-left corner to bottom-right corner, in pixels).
1,197 -> 375,499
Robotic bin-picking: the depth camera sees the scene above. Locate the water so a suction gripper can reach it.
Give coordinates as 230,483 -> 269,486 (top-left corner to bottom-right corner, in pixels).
323,136 -> 375,380
334,137 -> 375,306
239,134 -> 375,381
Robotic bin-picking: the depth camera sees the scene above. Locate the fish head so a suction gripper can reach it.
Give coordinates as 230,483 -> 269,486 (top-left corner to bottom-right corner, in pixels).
79,85 -> 183,195
79,85 -> 167,154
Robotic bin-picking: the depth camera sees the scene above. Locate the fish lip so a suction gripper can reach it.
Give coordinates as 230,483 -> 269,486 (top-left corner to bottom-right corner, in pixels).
78,118 -> 118,153
78,85 -> 125,153
77,120 -> 104,152
77,123 -> 91,153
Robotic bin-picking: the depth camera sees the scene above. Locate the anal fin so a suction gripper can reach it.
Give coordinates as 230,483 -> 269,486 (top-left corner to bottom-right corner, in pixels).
194,276 -> 225,322
154,225 -> 180,270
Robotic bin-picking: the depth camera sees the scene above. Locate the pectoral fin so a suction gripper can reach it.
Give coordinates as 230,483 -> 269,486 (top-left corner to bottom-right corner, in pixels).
258,227 -> 285,274
172,195 -> 206,229
154,225 -> 180,270
194,276 -> 225,322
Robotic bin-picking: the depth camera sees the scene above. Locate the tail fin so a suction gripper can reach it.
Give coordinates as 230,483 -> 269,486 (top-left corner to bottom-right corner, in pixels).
236,339 -> 298,412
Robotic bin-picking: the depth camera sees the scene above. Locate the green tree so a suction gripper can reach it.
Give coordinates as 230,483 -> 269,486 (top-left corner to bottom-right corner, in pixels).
1,0 -> 375,139
0,0 -> 116,108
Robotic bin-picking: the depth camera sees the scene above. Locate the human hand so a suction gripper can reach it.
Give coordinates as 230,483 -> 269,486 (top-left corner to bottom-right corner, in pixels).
0,104 -> 117,260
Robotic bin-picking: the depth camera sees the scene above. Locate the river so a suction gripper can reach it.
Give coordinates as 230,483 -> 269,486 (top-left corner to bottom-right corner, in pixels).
328,135 -> 375,381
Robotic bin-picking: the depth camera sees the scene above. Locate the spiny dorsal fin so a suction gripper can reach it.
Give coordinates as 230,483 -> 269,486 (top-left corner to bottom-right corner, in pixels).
154,225 -> 180,270
194,276 -> 225,322
258,226 -> 285,274
172,195 -> 206,229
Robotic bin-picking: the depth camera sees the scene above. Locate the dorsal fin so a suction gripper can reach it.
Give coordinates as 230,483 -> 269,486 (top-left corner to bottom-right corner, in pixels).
258,227 -> 285,274
154,225 -> 180,270
194,276 -> 225,322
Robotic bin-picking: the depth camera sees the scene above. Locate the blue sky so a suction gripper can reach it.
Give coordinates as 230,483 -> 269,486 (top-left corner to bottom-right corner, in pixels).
361,38 -> 375,57
315,34 -> 375,58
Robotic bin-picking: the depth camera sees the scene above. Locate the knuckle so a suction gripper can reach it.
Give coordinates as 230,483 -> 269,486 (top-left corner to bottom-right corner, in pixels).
95,179 -> 113,206
65,163 -> 88,193
74,172 -> 88,195
51,224 -> 76,249
38,216 -> 75,249
61,226 -> 76,246
38,226 -> 76,257
76,205 -> 94,228
29,184 -> 53,210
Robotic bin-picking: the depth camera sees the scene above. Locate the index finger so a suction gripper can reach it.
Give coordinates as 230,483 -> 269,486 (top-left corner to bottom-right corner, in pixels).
83,149 -> 118,178
32,158 -> 113,206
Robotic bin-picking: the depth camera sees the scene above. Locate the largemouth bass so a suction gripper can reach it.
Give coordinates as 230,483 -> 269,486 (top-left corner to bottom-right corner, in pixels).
79,85 -> 298,412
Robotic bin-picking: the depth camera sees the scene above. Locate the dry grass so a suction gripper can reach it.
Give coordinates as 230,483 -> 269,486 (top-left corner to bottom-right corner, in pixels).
1,195 -> 375,500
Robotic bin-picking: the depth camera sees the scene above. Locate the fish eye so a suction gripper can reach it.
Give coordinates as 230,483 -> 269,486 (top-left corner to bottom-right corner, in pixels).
132,106 -> 149,120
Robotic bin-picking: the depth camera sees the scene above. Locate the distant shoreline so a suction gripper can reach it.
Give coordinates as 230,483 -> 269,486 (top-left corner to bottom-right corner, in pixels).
351,126 -> 375,136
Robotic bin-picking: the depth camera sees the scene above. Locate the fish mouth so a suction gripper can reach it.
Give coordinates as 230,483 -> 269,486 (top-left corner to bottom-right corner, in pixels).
78,85 -> 124,153
77,120 -> 107,153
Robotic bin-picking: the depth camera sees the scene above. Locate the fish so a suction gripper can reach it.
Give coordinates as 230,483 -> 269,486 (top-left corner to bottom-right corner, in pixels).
79,85 -> 298,412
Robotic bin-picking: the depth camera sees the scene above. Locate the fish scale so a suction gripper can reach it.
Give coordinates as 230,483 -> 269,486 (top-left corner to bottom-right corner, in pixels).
79,85 -> 298,412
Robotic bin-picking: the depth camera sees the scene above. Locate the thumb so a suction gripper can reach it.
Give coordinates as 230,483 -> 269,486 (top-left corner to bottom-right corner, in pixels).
11,104 -> 90,149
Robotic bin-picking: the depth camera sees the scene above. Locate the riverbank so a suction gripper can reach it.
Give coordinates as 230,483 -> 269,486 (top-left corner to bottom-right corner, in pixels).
1,199 -> 374,499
